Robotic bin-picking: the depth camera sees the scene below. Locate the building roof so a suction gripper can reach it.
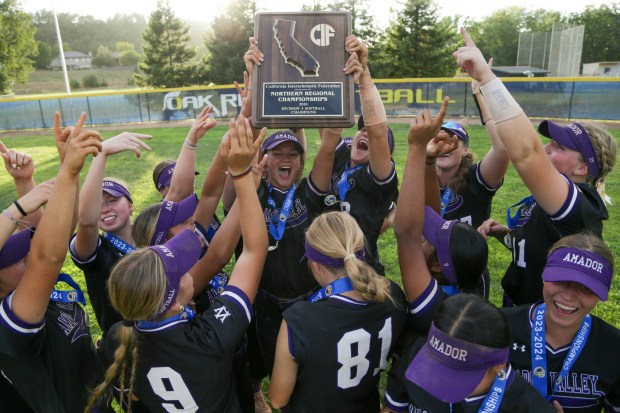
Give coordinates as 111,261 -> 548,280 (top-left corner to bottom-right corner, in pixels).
491,66 -> 550,76
58,51 -> 90,58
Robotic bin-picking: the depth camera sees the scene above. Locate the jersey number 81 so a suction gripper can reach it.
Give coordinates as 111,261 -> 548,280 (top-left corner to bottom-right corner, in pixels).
337,318 -> 392,389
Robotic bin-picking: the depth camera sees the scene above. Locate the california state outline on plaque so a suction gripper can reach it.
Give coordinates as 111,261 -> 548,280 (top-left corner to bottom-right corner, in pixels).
273,19 -> 320,77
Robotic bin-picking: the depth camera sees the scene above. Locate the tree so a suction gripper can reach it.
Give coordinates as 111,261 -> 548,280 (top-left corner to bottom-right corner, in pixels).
120,50 -> 139,66
569,4 -> 620,63
115,41 -> 135,53
0,0 -> 37,94
33,41 -> 53,69
92,45 -> 116,67
202,0 -> 256,85
372,0 -> 459,78
135,0 -> 199,88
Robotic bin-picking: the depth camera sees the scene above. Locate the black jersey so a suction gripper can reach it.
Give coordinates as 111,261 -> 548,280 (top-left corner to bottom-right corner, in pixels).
0,292 -> 103,413
384,339 -> 555,413
101,286 -> 253,413
283,281 -> 407,413
441,162 -> 500,229
326,140 -> 398,275
70,234 -> 124,335
503,304 -> 620,412
258,176 -> 327,298
502,178 -> 607,305
407,278 -> 446,336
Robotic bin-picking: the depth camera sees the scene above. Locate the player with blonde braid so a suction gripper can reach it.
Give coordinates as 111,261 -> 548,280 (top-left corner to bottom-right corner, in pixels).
269,211 -> 407,412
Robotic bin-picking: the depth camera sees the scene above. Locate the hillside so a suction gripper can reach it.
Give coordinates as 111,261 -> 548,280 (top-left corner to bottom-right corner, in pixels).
13,66 -> 137,95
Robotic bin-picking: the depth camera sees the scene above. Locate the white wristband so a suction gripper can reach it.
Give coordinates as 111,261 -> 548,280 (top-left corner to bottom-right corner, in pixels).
479,78 -> 524,124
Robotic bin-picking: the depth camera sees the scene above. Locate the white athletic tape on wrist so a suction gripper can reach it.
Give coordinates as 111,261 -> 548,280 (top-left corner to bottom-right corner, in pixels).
359,84 -> 387,126
479,78 -> 523,124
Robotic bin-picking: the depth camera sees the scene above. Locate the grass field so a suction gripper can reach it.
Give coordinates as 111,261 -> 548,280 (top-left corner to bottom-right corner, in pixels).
1,121 -> 619,410
12,67 -> 136,95
1,121 -> 620,334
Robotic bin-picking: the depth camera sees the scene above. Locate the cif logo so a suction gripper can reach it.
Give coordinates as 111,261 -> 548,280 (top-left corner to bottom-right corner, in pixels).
310,24 -> 335,46
533,366 -> 546,378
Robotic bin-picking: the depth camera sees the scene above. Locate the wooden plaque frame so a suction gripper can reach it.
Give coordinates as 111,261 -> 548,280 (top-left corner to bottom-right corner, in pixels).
252,12 -> 354,128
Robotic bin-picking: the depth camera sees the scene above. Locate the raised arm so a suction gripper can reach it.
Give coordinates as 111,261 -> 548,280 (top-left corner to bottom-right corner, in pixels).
456,28 -> 568,213
471,59 -> 509,189
220,116 -> 268,302
73,131 -> 151,260
166,105 -> 217,202
346,35 -> 392,180
11,113 -> 102,324
0,142 -> 45,228
394,99 -> 449,301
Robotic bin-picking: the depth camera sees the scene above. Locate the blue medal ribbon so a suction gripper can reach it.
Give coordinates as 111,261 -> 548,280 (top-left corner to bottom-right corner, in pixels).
440,187 -> 454,217
441,284 -> 460,297
337,165 -> 364,202
136,306 -> 196,329
208,272 -> 229,295
478,368 -> 509,413
267,184 -> 297,242
50,273 -> 86,306
105,232 -> 135,254
506,196 -> 535,230
308,277 -> 354,302
530,304 -> 592,400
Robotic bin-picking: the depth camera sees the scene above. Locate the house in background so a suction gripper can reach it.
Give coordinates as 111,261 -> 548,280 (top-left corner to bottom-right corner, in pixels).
491,66 -> 550,77
50,51 -> 92,70
582,62 -> 620,77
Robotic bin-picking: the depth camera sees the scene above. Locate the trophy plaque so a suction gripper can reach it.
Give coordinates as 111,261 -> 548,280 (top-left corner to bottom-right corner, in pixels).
252,12 -> 354,128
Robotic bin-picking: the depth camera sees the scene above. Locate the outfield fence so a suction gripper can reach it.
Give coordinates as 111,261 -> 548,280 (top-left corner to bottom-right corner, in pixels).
1,77 -> 619,131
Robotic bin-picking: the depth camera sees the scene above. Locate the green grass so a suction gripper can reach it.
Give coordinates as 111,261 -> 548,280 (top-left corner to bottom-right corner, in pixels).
12,67 -> 137,95
1,122 -> 620,411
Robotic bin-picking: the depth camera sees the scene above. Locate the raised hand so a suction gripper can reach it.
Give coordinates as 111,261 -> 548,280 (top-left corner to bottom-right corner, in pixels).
244,37 -> 264,77
234,71 -> 251,103
16,178 -> 56,214
53,111 -> 74,162
187,106 -> 217,144
454,28 -> 495,85
472,57 -> 494,94
221,116 -> 265,175
343,51 -> 363,82
102,131 -> 152,157
345,35 -> 368,72
62,112 -> 103,174
0,141 -> 35,180
426,134 -> 459,159
408,97 -> 449,148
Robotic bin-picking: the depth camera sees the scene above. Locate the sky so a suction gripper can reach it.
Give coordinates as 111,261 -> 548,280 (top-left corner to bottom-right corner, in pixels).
21,0 -> 614,28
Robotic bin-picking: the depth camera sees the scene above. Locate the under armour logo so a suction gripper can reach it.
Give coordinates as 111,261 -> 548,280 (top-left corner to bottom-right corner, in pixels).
513,343 -> 526,352
214,306 -> 232,323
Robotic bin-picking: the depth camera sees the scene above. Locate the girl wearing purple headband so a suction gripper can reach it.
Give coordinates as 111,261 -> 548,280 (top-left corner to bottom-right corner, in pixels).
70,128 -> 151,336
383,294 -> 555,412
455,28 -> 617,307
0,113 -> 106,413
394,98 -> 490,337
269,211 -> 407,412
86,115 -> 269,413
503,232 -> 620,412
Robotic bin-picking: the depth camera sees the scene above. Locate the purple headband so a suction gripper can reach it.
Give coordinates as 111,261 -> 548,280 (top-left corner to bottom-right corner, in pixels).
406,322 -> 509,403
422,206 -> 458,284
149,229 -> 201,315
538,121 -> 600,180
150,194 -> 198,246
303,241 -> 365,268
0,229 -> 33,269
542,247 -> 613,301
156,163 -> 176,191
102,180 -> 133,203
